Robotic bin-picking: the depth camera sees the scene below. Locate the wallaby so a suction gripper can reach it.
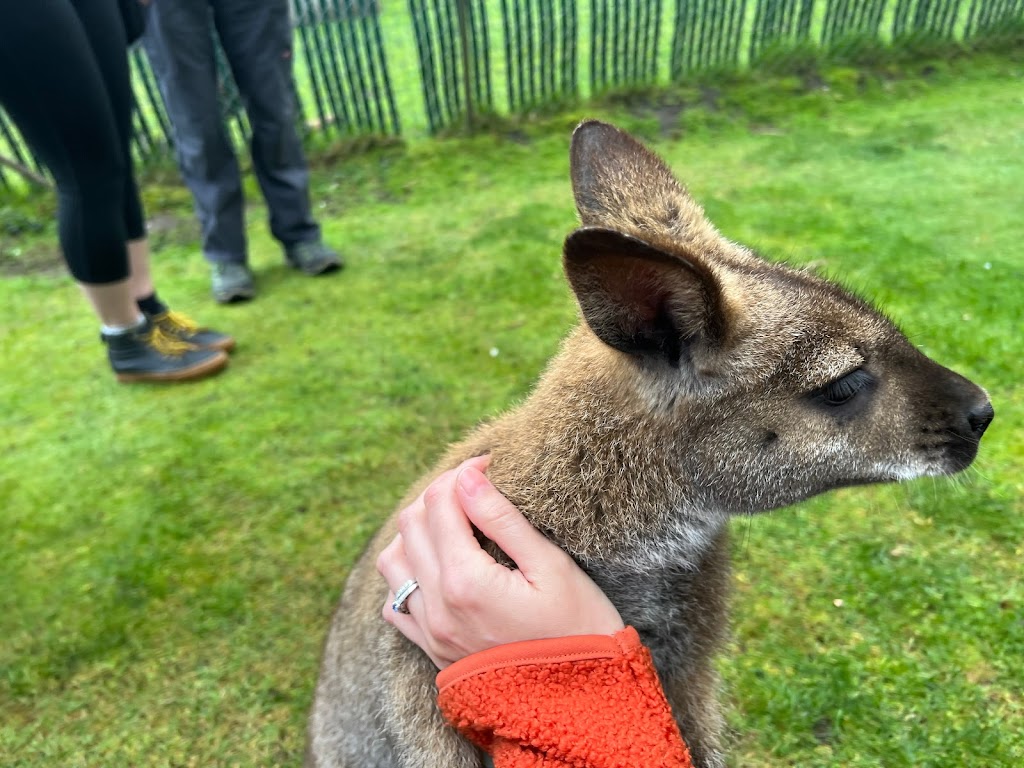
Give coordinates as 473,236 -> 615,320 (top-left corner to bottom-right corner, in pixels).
307,120 -> 993,768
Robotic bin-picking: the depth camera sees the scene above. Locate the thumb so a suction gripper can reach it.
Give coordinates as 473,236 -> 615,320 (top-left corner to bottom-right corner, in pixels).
455,466 -> 561,576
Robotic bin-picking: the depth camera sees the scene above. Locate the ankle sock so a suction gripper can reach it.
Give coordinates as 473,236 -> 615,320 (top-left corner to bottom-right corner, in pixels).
101,313 -> 146,336
136,292 -> 168,316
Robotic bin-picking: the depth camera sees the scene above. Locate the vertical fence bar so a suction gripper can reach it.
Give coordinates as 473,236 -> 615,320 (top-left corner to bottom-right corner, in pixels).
501,0 -> 517,110
470,0 -> 490,109
0,111 -> 49,187
435,0 -> 459,118
822,0 -> 889,48
501,0 -> 578,112
129,47 -> 174,158
299,2 -> 346,131
327,2 -> 367,130
295,1 -> 333,132
409,0 -> 440,131
456,0 -> 475,128
329,0 -> 370,130
591,0 -> 664,93
290,0 -> 397,136
749,0 -> 815,62
407,0 -> 491,133
894,0 -> 967,38
565,0 -> 579,97
541,0 -> 555,97
525,0 -> 538,104
966,0 -> 1024,36
672,0 -> 747,79
358,7 -> 397,134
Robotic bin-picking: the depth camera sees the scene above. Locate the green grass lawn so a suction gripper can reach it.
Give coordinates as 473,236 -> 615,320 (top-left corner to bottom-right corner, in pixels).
1,54 -> 1022,766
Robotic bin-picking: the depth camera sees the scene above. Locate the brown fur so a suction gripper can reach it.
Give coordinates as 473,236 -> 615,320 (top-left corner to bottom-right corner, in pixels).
306,121 -> 993,768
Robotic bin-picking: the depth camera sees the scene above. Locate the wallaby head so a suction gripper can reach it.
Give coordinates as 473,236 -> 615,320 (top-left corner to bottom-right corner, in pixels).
550,120 -> 993,530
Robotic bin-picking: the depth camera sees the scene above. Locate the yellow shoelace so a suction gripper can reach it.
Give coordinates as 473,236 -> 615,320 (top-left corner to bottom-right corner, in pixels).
156,310 -> 202,335
145,324 -> 198,356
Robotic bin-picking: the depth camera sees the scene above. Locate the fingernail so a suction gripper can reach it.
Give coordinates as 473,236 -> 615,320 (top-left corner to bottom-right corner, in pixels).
457,466 -> 487,497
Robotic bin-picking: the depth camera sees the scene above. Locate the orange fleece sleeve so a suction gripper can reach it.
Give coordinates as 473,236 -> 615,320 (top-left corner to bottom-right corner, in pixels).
435,626 -> 693,768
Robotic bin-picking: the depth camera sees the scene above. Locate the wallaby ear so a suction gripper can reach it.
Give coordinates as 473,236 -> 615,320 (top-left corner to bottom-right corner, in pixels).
570,120 -> 704,235
563,228 -> 728,367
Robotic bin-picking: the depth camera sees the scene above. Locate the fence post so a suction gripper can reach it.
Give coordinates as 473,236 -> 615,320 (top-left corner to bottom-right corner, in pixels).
455,0 -> 475,130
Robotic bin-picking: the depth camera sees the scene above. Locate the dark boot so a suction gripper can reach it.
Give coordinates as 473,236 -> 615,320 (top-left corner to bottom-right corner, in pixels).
285,240 -> 343,276
102,319 -> 228,383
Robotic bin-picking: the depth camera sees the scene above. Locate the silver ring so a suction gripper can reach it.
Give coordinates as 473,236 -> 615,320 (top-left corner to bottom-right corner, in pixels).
391,578 -> 420,614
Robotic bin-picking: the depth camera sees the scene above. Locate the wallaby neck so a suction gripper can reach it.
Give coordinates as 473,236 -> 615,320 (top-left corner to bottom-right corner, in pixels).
471,330 -> 726,569
587,530 -> 732,678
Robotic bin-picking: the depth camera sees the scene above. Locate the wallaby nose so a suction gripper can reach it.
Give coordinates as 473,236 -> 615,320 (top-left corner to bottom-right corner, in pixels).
967,400 -> 994,439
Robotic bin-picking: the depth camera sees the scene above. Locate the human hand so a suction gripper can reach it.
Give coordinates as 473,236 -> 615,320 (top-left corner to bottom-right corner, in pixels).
377,457 -> 625,669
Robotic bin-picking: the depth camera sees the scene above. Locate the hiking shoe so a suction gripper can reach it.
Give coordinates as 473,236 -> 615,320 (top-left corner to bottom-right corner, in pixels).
145,309 -> 236,352
285,240 -> 343,276
211,263 -> 256,303
102,319 -> 229,383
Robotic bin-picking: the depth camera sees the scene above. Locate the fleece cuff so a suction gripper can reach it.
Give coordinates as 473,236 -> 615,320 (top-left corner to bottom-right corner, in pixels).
436,627 -> 693,768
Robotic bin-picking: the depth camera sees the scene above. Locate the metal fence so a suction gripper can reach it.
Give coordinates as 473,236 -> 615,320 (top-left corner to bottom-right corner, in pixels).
1,0 -> 1022,188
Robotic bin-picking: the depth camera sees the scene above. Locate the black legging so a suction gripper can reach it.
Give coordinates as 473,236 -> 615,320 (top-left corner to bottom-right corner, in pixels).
0,0 -> 145,284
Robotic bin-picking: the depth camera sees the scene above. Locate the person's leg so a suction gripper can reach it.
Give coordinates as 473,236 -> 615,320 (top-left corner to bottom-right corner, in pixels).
127,238 -> 155,301
0,0 -> 228,381
78,281 -> 143,328
141,0 -> 249,269
72,0 -> 148,249
78,0 -> 235,351
211,0 -> 321,248
70,0 -> 159,309
0,2 -> 130,291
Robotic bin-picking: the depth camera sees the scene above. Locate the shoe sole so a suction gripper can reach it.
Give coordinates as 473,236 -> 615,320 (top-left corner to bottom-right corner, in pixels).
115,351 -> 229,383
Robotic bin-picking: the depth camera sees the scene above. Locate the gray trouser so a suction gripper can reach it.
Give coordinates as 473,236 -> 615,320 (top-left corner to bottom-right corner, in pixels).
142,0 -> 319,266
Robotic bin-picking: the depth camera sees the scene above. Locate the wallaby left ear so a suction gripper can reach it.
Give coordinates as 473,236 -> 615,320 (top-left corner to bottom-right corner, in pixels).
563,227 -> 728,367
570,120 -> 702,234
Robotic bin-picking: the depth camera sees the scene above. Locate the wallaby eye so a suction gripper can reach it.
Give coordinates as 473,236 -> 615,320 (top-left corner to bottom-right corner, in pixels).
811,368 -> 874,407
